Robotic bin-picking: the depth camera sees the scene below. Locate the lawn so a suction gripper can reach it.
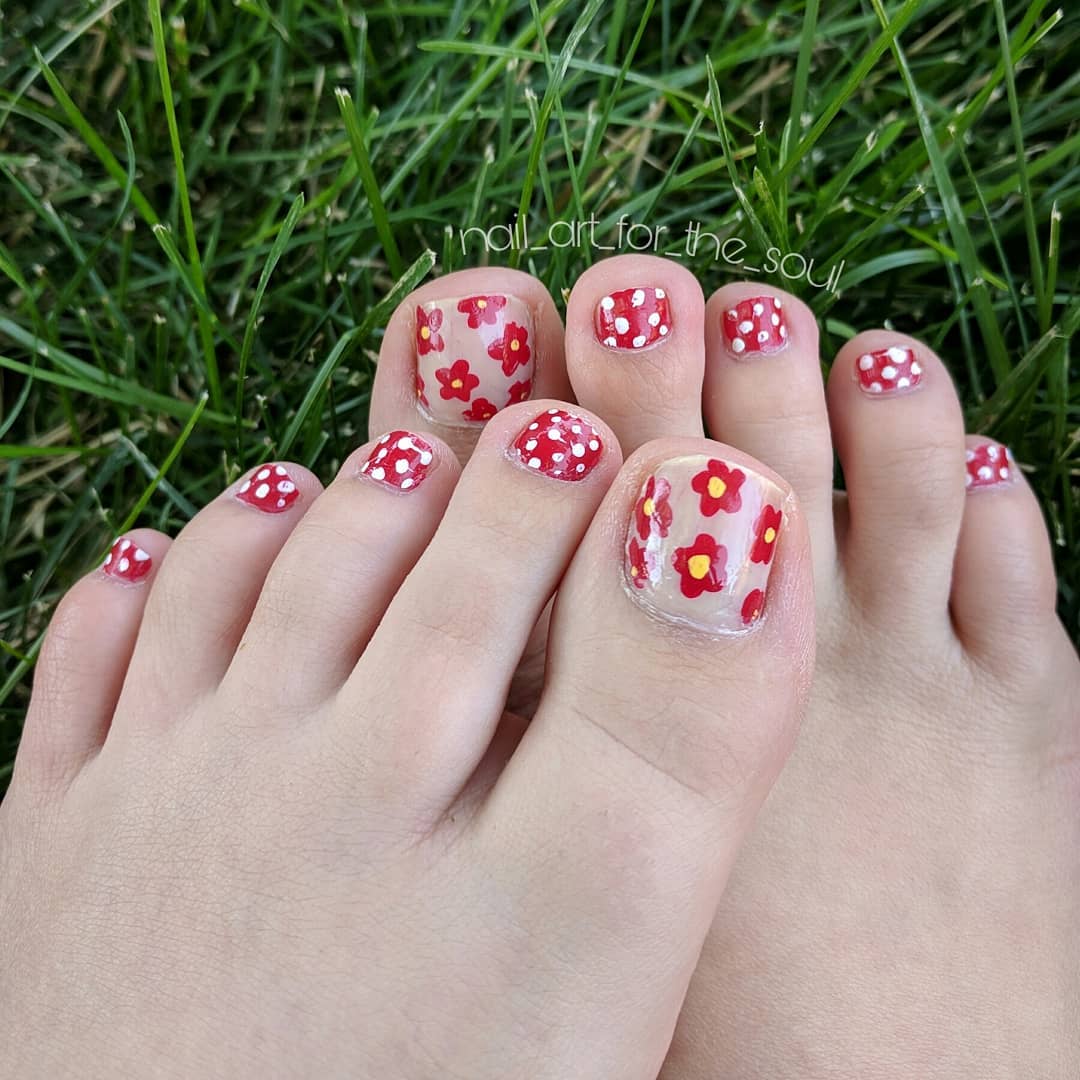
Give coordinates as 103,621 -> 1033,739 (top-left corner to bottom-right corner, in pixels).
1,0 -> 1077,792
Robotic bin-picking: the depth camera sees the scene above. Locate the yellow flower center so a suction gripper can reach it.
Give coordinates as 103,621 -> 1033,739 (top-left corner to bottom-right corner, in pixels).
642,497 -> 655,517
630,565 -> 639,577
707,476 -> 726,500
764,527 -> 776,544
510,339 -> 520,351
687,554 -> 712,580
420,326 -> 431,340
451,378 -> 463,389
477,299 -> 487,309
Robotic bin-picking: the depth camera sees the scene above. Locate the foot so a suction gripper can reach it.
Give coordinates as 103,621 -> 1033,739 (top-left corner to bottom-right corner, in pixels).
0,403 -> 814,1078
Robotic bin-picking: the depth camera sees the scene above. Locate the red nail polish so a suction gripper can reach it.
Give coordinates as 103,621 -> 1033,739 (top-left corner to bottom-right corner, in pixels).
103,537 -> 152,582
596,287 -> 672,350
513,408 -> 603,482
856,345 -> 922,394
722,296 -> 787,356
236,464 -> 300,513
965,442 -> 1013,490
361,431 -> 434,491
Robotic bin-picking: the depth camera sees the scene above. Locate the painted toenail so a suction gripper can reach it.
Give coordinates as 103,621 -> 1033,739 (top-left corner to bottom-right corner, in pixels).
236,463 -> 301,513
415,294 -> 535,427
511,408 -> 604,481
102,536 -> 153,583
595,286 -> 672,350
360,430 -> 435,491
965,441 -> 1015,490
625,455 -> 785,632
855,345 -> 922,395
722,295 -> 787,356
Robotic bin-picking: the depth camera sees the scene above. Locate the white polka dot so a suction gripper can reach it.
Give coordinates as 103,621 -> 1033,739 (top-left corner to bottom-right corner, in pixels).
757,330 -> 769,343
648,312 -> 661,327
239,480 -> 251,493
419,451 -> 432,466
614,316 -> 630,334
572,443 -> 585,457
978,466 -> 992,480
377,449 -> 388,461
965,449 -> 976,462
529,422 -> 539,430
999,467 -> 1009,479
255,483 -> 270,499
134,548 -> 149,562
274,466 -> 286,476
631,289 -> 645,307
118,558 -> 130,573
910,362 -> 922,376
395,459 -> 409,474
277,480 -> 295,494
379,434 -> 390,444
547,429 -> 563,441
897,377 -> 911,389
257,468 -> 271,480
888,346 -> 908,364
401,478 -> 414,489
859,354 -> 874,371
119,539 -> 130,552
371,467 -> 386,481
779,325 -> 787,339
987,445 -> 999,460
104,553 -> 112,566
528,457 -> 541,469
397,436 -> 414,451
881,365 -> 897,380
548,408 -> 559,415
655,288 -> 666,299
774,297 -> 782,308
276,498 -> 285,508
552,452 -> 565,462
600,296 -> 615,311
603,336 -> 617,347
659,325 -> 669,336
525,439 -> 537,451
753,302 -> 764,316
738,320 -> 754,334
727,309 -> 737,319
571,425 -> 582,434
588,439 -> 600,451
870,382 -> 883,393
576,464 -> 585,473
632,334 -> 647,348
360,461 -> 370,473
732,337 -> 745,353
771,313 -> 780,326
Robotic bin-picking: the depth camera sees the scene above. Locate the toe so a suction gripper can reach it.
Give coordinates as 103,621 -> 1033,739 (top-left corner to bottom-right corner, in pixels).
478,439 -> 812,1073
703,284 -> 836,590
827,331 -> 966,625
116,463 -> 323,724
564,255 -> 705,453
368,268 -> 571,465
17,530 -> 170,790
224,432 -> 460,710
338,402 -> 621,818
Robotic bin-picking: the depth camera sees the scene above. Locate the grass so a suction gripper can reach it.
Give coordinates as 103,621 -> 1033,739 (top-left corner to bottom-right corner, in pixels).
0,0 -> 1077,792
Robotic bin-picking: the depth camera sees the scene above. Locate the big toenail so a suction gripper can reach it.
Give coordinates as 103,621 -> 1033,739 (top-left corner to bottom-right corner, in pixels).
625,455 -> 785,632
855,345 -> 922,395
722,295 -> 787,356
965,441 -> 1015,491
236,463 -> 301,513
102,536 -> 153,583
511,408 -> 604,481
360,430 -> 435,491
415,294 -> 535,427
595,286 -> 671,350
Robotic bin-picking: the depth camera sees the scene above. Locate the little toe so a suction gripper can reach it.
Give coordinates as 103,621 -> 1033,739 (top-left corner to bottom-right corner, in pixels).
564,255 -> 705,453
478,440 -> 813,1074
369,268 -> 571,465
16,529 -> 170,790
115,463 -> 322,724
703,284 -> 836,588
827,331 -> 966,625
224,432 -> 459,710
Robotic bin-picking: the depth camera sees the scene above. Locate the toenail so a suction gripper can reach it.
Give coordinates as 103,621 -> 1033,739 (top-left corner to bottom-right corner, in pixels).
102,536 -> 153,583
624,455 -> 785,632
722,295 -> 787,356
965,441 -> 1015,491
415,294 -> 535,427
595,286 -> 672,351
511,408 -> 604,482
236,463 -> 301,513
360,430 -> 435,491
855,345 -> 923,395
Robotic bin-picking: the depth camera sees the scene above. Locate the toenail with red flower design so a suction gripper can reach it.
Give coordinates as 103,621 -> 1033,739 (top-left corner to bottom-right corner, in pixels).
856,345 -> 923,395
360,431 -> 435,492
595,287 -> 672,351
624,454 -> 786,631
415,294 -> 535,426
102,537 -> 152,583
965,441 -> 1014,491
722,296 -> 787,356
236,464 -> 300,513
512,408 -> 604,482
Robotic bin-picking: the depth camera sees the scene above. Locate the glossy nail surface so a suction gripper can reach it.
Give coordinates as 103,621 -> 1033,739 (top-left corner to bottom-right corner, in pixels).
856,345 -> 922,395
512,408 -> 604,482
625,454 -> 785,631
236,464 -> 300,513
416,294 -> 535,426
722,296 -> 787,356
102,537 -> 152,583
965,441 -> 1014,490
361,431 -> 434,492
595,287 -> 671,350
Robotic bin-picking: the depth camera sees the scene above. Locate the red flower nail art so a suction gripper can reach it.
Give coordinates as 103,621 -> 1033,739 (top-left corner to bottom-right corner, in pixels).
513,408 -> 603,482
965,442 -> 1013,490
506,378 -> 532,406
673,533 -> 727,599
237,464 -> 300,513
741,588 -> 765,626
722,296 -> 786,356
634,475 -> 673,540
596,287 -> 671,350
416,372 -> 429,408
361,431 -> 434,492
457,294 -> 507,328
487,322 -> 531,376
462,397 -> 498,422
103,537 -> 152,582
691,459 -> 745,516
856,345 -> 922,395
435,358 -> 479,402
416,306 -> 444,355
750,504 -> 782,564
627,537 -> 650,589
